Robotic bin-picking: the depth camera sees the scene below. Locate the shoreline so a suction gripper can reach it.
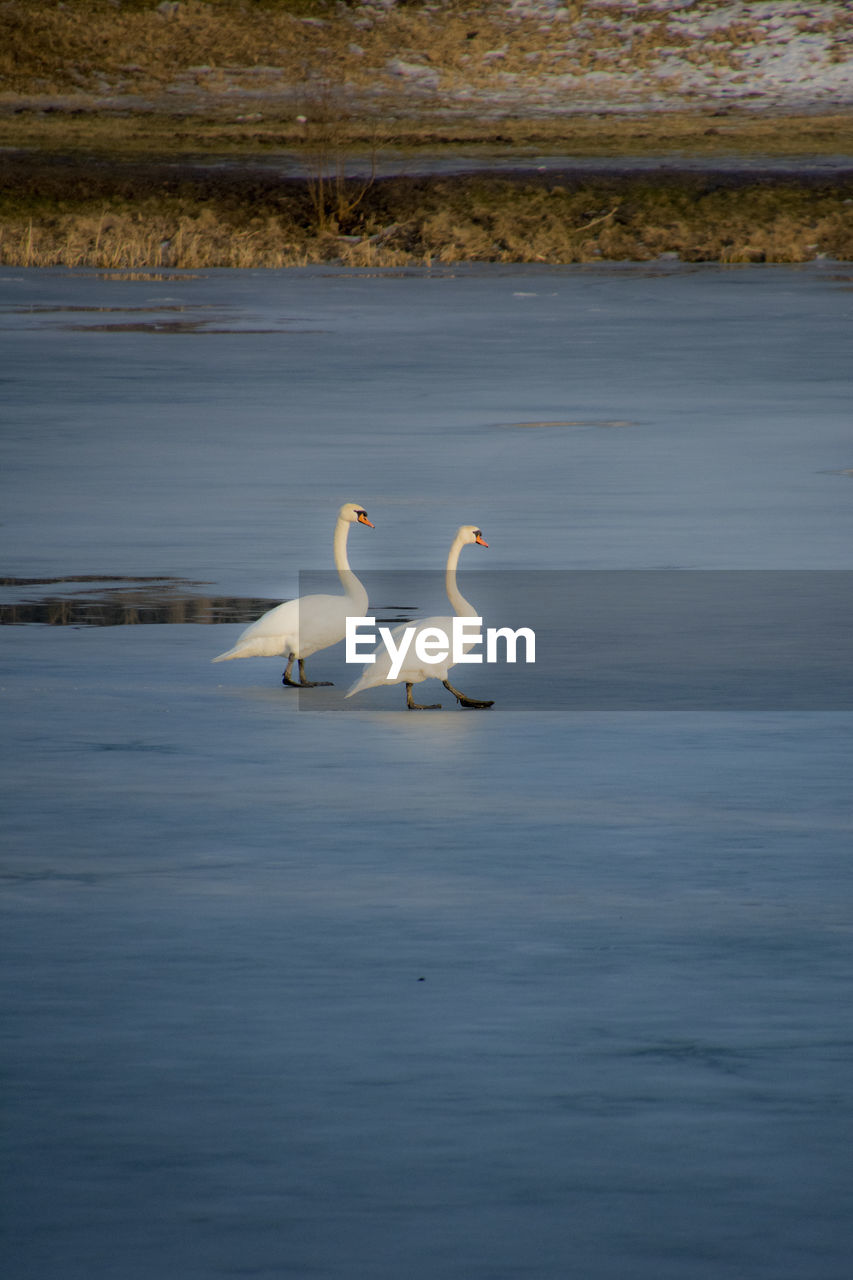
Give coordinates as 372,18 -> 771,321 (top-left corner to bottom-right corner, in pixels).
3,105 -> 852,159
3,142 -> 852,268
2,4 -> 851,271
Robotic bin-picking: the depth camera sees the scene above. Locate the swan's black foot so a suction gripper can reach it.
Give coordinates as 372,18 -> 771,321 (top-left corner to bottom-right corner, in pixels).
282,657 -> 333,688
297,659 -> 332,688
406,684 -> 441,711
442,679 -> 494,709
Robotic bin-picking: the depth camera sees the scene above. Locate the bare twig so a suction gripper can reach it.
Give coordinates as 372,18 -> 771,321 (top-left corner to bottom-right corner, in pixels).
575,205 -> 620,234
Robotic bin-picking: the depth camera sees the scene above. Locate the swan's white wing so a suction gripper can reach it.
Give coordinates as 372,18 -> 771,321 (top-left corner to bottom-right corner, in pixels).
346,615 -> 455,695
295,594 -> 361,657
212,598 -> 299,660
213,593 -> 355,661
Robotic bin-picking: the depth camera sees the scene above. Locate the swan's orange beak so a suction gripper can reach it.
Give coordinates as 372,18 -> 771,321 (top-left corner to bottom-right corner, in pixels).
358,513 -> 374,527
475,534 -> 488,547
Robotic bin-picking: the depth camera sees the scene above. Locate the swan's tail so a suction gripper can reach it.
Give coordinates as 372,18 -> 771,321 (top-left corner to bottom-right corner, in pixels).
212,646 -> 241,663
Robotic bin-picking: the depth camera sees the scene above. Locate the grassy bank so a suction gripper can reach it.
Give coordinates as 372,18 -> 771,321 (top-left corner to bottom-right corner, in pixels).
4,101 -> 852,266
4,0 -> 846,106
3,108 -> 853,162
2,151 -> 852,267
2,0 -> 850,267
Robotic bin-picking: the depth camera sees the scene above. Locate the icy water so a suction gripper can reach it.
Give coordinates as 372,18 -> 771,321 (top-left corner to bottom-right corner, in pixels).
179,150 -> 853,181
2,264 -> 852,1280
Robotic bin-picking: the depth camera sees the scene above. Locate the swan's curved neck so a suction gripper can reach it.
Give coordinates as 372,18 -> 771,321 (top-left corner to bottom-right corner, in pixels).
446,534 -> 476,618
333,517 -> 368,610
333,516 -> 355,577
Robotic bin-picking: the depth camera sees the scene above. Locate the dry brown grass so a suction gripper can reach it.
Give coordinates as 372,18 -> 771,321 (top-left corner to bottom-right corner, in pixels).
0,0 -> 328,95
2,153 -> 851,267
1,2 -> 850,266
0,0 -> 562,100
2,208 -> 316,268
1,0 -> 849,110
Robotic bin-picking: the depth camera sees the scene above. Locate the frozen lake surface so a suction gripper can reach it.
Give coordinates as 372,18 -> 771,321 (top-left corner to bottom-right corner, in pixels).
2,263 -> 852,1279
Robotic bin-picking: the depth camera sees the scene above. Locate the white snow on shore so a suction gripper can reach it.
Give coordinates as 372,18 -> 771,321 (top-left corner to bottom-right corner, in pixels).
413,0 -> 853,115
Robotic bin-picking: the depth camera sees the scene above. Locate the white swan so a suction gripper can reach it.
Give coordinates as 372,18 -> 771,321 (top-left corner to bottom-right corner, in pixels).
212,501 -> 374,687
346,524 -> 493,710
